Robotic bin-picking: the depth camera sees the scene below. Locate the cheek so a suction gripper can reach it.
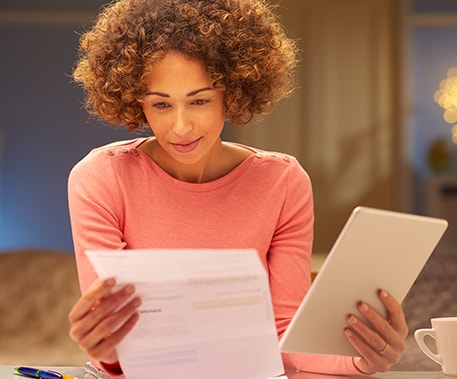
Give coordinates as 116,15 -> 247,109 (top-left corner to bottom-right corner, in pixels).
201,113 -> 225,134
207,103 -> 226,129
141,112 -> 161,136
142,107 -> 165,131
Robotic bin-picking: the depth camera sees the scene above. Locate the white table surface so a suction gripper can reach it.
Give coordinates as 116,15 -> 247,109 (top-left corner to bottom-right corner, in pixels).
286,370 -> 445,379
0,366 -> 445,379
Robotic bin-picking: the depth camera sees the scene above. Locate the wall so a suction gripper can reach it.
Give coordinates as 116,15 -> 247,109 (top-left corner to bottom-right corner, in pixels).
0,2 -> 135,251
403,0 -> 457,256
231,0 -> 401,253
406,0 -> 457,187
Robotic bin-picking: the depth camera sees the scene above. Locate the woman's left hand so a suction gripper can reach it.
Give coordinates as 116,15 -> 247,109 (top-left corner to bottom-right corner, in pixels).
344,289 -> 408,375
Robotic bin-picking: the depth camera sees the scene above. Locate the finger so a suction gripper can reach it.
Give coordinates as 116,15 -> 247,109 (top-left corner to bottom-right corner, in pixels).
86,284 -> 136,325
344,328 -> 389,373
347,312 -> 390,354
353,300 -> 405,366
87,312 -> 140,362
70,284 -> 138,342
77,296 -> 141,356
357,299 -> 405,351
69,278 -> 116,322
357,293 -> 408,354
82,296 -> 142,345
377,289 -> 408,338
345,321 -> 402,373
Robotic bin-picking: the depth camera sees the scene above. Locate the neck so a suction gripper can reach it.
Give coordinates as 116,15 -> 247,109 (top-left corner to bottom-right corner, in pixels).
150,138 -> 225,183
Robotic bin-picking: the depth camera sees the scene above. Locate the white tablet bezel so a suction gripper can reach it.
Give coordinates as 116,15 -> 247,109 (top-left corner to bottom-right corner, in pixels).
279,206 -> 448,356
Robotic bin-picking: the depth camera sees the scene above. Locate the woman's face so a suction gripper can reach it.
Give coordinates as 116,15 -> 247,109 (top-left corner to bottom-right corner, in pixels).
141,52 -> 225,179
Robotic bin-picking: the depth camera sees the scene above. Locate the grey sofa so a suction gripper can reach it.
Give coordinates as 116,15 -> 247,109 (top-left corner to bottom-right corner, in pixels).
392,254 -> 457,371
0,249 -> 87,366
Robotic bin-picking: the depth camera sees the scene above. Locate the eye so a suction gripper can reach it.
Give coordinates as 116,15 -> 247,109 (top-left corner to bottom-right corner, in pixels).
152,102 -> 170,109
192,99 -> 210,106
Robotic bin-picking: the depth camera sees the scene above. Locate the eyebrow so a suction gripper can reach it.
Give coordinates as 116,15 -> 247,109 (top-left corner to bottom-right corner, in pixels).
145,87 -> 215,98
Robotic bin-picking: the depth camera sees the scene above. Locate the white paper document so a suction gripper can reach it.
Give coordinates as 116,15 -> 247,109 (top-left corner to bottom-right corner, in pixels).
86,248 -> 284,379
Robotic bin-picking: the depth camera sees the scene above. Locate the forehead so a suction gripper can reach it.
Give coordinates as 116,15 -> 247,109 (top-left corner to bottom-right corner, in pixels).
144,52 -> 213,91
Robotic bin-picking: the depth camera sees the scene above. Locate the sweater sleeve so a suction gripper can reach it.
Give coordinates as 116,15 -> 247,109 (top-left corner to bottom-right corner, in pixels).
68,150 -> 127,293
268,158 -> 361,376
68,151 -> 130,376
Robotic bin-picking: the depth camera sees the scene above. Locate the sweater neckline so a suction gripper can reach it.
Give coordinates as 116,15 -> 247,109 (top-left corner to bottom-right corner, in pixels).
132,137 -> 260,192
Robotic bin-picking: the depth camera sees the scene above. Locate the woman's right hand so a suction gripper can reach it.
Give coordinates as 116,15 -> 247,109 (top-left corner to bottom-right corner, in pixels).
69,278 -> 142,364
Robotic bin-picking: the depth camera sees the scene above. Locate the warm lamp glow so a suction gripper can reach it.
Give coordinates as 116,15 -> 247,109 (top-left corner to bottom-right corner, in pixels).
434,68 -> 457,117
434,67 -> 457,145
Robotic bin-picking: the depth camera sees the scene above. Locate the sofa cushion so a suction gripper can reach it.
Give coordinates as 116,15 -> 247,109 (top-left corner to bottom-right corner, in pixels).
392,254 -> 457,371
0,249 -> 87,365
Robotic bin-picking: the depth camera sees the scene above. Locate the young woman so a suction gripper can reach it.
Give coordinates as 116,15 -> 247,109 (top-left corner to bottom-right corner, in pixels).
68,0 -> 408,376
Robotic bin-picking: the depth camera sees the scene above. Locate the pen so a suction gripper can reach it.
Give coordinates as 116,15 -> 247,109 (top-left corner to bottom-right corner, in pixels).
14,366 -> 73,379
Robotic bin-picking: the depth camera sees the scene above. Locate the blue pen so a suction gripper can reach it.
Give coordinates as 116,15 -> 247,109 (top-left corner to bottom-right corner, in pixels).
14,366 -> 72,379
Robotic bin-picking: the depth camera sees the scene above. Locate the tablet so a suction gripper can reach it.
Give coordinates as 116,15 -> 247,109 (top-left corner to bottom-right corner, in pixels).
279,206 -> 448,356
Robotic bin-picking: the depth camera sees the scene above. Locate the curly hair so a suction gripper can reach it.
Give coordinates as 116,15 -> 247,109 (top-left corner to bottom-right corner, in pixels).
73,0 -> 298,131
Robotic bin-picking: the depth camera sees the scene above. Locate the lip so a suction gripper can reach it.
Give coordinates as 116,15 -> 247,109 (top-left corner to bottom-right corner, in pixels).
170,137 -> 202,153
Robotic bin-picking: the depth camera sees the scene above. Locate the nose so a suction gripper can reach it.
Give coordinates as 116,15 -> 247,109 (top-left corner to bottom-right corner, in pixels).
172,107 -> 193,137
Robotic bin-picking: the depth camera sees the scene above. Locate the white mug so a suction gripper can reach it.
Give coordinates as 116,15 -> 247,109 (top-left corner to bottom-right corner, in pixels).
414,317 -> 457,376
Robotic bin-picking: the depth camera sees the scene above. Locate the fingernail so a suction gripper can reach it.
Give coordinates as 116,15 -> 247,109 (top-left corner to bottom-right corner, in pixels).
381,290 -> 388,298
105,278 -> 115,286
344,328 -> 353,337
358,302 -> 369,312
124,284 -> 135,294
349,315 -> 358,325
133,297 -> 142,307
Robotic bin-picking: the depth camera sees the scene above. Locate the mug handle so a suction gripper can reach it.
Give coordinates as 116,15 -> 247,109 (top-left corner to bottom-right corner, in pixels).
414,328 -> 442,365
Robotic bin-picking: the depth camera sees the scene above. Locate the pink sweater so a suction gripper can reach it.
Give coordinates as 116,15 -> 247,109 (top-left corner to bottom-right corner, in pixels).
68,138 -> 358,375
